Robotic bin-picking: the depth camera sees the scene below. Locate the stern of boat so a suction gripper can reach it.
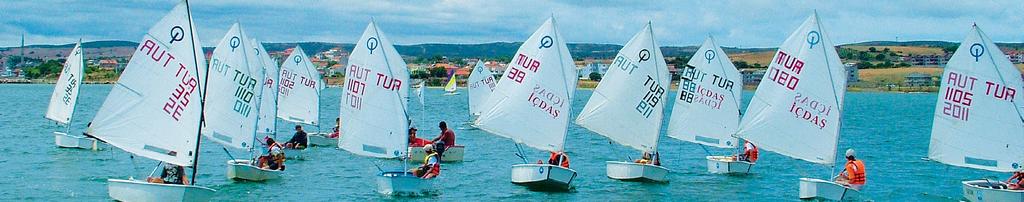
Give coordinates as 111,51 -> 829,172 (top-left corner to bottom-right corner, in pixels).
962,179 -> 1024,202
798,178 -> 859,200
108,178 -> 216,202
606,161 -> 669,182
511,164 -> 577,191
375,171 -> 436,196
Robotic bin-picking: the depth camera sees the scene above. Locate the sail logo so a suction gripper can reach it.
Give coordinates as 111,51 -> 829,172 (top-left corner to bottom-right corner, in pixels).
636,75 -> 665,118
508,54 -> 540,83
527,84 -> 567,119
539,36 -> 553,49
638,49 -> 651,62
169,26 -> 184,44
367,37 -> 379,54
767,50 -> 804,90
229,36 -> 240,52
970,43 -> 984,62
806,31 -> 820,49
704,50 -> 716,64
788,93 -> 834,129
293,55 -> 302,64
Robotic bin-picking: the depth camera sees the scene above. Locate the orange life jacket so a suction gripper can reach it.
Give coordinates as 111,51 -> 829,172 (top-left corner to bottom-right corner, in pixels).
549,152 -> 570,168
745,143 -> 759,163
845,159 -> 866,185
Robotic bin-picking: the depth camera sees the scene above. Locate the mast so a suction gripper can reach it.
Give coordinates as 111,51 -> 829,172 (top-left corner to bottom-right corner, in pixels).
812,12 -> 846,177
67,39 -> 84,135
183,0 -> 206,185
550,16 -> 573,154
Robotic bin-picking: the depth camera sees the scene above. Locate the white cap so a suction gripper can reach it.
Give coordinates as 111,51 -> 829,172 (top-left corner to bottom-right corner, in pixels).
423,144 -> 434,152
845,149 -> 855,157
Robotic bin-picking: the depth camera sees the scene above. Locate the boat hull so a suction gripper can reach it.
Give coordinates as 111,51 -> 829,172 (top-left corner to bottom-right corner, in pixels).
307,133 -> 337,147
107,179 -> 216,202
375,171 -> 436,196
605,161 -> 669,182
798,178 -> 860,200
408,146 -> 464,162
706,156 -> 754,174
962,179 -> 1024,202
54,132 -> 100,150
226,160 -> 281,181
283,148 -> 305,160
511,164 -> 577,191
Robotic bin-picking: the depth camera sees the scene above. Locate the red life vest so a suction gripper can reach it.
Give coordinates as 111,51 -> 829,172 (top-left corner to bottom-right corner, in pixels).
745,143 -> 759,163
548,152 -> 570,168
423,153 -> 440,176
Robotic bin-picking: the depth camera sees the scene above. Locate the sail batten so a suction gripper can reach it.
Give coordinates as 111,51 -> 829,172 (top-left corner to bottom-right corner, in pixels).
667,36 -> 743,149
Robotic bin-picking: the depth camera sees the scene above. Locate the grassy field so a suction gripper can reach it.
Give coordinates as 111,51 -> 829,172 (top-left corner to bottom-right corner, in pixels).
730,50 -> 775,66
858,67 -> 942,84
845,45 -> 946,55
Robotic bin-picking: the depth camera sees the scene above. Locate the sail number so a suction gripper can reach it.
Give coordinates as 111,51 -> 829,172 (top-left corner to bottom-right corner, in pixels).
636,75 -> 665,118
138,39 -> 197,122
231,70 -> 258,117
60,71 -> 77,105
767,50 -> 804,90
508,54 -> 540,83
942,72 -> 975,121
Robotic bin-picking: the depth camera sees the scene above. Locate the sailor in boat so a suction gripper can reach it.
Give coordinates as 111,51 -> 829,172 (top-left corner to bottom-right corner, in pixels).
146,163 -> 189,185
1003,170 -> 1024,189
539,151 -> 570,168
285,125 -> 308,149
429,121 -> 457,156
257,137 -> 286,170
328,118 -> 341,139
408,144 -> 441,179
408,127 -> 430,147
833,149 -> 867,190
737,140 -> 759,163
634,152 -> 661,166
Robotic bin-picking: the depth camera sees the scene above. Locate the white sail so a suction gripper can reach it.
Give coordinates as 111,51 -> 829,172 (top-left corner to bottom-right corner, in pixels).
338,21 -> 411,158
87,1 -> 205,166
201,23 -> 264,150
468,61 -> 496,116
667,36 -> 743,148
253,39 -> 279,136
736,13 -> 847,165
575,23 -> 669,152
474,17 -> 578,152
928,25 -> 1024,172
444,74 -> 458,93
277,46 -> 323,125
45,42 -> 84,125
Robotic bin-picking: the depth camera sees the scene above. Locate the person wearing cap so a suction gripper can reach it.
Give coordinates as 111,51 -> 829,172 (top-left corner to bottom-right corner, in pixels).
834,148 -> 866,190
409,144 -> 441,179
408,127 -> 430,147
1005,170 -> 1024,189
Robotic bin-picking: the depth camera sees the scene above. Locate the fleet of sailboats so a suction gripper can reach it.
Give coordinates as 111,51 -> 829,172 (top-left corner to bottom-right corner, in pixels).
928,25 -> 1024,202
28,2 -> 1024,200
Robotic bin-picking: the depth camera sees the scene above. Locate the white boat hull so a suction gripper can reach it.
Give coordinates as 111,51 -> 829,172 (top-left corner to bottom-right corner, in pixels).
107,179 -> 216,202
283,148 -> 305,160
54,132 -> 101,150
706,156 -> 754,174
376,171 -> 437,196
511,164 -> 577,191
605,161 -> 669,182
408,146 -> 465,162
225,160 -> 281,181
444,92 -> 459,95
798,178 -> 860,200
962,179 -> 1024,202
308,133 -> 337,147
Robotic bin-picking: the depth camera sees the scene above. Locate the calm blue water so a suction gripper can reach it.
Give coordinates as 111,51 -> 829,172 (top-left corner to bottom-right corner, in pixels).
0,84 -> 1005,201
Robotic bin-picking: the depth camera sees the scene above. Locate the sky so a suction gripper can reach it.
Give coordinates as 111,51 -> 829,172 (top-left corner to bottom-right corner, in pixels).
1,0 -> 1023,48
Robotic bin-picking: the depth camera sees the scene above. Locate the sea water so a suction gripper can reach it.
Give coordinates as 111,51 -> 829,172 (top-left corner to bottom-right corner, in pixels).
0,84 -> 1000,201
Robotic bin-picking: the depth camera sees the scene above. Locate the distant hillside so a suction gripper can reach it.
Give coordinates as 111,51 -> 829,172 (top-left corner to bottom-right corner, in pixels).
846,41 -> 1024,49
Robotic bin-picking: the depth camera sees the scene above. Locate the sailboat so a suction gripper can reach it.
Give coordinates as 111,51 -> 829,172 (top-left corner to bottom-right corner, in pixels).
575,22 -> 670,182
666,36 -> 747,174
200,23 -> 279,182
86,1 -> 216,201
47,41 -> 98,150
927,25 -> 1024,202
337,21 -> 430,195
733,13 -> 856,200
467,60 -> 496,120
444,73 -> 459,95
254,39 -> 280,140
277,46 -> 324,159
474,16 -> 579,191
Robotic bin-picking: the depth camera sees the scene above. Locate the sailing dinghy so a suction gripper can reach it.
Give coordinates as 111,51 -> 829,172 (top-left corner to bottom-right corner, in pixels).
733,13 -> 857,200
47,41 -> 99,150
277,46 -> 324,158
86,1 -> 216,200
444,73 -> 459,95
202,23 -> 280,182
927,24 -> 1024,202
255,39 -> 280,139
474,17 -> 579,191
666,36 -> 748,174
338,21 -> 434,196
575,22 -> 670,182
468,60 -> 496,121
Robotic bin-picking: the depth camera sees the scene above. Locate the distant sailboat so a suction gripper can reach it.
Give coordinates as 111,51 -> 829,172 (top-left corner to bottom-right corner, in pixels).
927,24 -> 1024,202
733,13 -> 856,200
254,39 -> 279,139
337,21 -> 433,196
467,60 -> 496,119
47,41 -> 98,150
201,23 -> 279,182
474,17 -> 579,191
444,73 -> 459,95
575,22 -> 670,182
666,36 -> 747,174
277,46 -> 324,159
87,1 -> 216,200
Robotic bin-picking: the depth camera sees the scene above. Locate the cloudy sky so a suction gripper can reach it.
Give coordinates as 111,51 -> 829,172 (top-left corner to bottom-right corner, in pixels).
1,0 -> 1022,48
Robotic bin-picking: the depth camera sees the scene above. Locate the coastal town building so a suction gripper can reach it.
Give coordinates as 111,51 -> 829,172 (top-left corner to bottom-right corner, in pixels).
845,63 -> 859,83
740,68 -> 765,86
904,72 -> 935,87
